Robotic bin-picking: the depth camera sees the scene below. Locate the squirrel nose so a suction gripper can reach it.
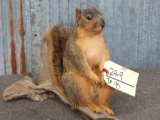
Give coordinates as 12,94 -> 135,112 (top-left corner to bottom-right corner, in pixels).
100,19 -> 105,28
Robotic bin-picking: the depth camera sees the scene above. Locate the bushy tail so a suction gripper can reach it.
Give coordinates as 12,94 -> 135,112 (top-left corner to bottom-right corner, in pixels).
43,25 -> 72,85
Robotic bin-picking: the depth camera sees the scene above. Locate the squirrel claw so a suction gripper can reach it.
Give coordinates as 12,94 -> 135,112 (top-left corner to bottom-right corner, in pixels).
95,81 -> 103,88
96,80 -> 105,88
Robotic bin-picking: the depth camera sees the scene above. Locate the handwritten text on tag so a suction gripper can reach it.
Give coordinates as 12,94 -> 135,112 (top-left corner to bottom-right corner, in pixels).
103,61 -> 139,97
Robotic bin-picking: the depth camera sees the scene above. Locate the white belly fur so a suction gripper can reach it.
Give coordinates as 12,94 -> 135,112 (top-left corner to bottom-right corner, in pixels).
80,35 -> 107,67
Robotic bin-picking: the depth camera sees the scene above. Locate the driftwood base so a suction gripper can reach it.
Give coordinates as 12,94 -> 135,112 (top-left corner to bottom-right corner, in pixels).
2,40 -> 119,120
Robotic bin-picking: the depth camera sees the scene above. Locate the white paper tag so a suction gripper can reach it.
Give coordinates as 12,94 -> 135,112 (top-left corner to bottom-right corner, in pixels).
103,60 -> 139,97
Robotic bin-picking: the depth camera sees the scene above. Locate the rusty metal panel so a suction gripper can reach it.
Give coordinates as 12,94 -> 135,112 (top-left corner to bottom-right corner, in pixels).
59,0 -> 69,25
2,0 -> 12,74
23,0 -> 32,72
50,0 -> 60,24
0,0 -> 160,75
30,0 -> 48,75
0,0 -> 29,75
0,0 -> 5,75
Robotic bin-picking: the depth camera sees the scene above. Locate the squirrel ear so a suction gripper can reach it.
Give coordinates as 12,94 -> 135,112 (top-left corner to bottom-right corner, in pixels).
90,6 -> 95,10
76,8 -> 81,27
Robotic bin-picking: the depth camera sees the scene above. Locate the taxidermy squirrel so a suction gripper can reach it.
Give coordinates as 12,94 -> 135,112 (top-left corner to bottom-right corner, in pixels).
43,7 -> 114,115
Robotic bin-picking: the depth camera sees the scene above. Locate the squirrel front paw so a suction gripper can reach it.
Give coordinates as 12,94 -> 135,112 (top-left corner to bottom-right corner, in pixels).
88,73 -> 105,87
90,74 -> 103,87
96,79 -> 105,88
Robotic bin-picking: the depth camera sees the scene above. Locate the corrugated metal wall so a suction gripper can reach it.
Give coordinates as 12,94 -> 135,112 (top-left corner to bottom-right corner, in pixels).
0,0 -> 160,75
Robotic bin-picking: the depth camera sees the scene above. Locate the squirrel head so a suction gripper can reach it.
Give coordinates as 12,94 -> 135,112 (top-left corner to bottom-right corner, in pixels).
76,7 -> 105,35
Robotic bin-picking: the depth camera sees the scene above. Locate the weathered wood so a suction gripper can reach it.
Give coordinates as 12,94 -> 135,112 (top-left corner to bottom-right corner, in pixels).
3,40 -> 119,120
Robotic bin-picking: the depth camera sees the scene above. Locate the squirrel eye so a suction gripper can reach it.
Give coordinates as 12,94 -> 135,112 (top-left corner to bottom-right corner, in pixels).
86,15 -> 92,20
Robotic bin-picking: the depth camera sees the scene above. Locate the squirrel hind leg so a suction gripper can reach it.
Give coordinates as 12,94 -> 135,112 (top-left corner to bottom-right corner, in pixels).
62,71 -> 89,108
62,71 -> 102,113
97,84 -> 114,115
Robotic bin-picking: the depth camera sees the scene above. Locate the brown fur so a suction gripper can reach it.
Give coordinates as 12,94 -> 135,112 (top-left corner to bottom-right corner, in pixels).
43,25 -> 72,85
43,25 -> 72,98
43,8 -> 114,115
